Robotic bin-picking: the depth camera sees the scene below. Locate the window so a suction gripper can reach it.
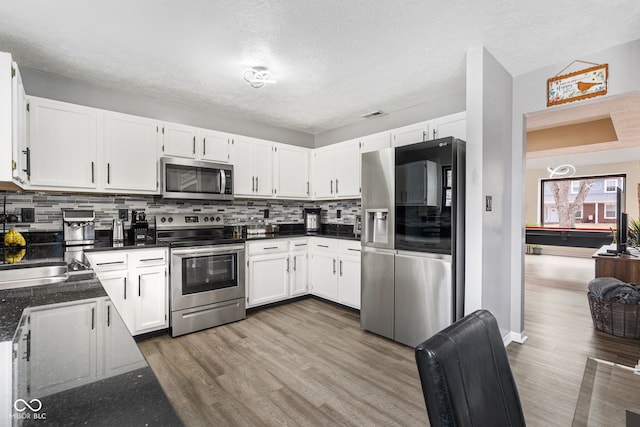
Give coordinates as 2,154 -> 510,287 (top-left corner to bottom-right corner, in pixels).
604,179 -> 619,193
570,181 -> 581,194
604,203 -> 616,219
540,173 -> 625,229
574,205 -> 583,219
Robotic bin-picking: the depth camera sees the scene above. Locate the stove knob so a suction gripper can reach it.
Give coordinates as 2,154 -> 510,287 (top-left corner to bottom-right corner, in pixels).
204,216 -> 209,222
215,216 -> 221,222
160,217 -> 166,223
168,217 -> 173,223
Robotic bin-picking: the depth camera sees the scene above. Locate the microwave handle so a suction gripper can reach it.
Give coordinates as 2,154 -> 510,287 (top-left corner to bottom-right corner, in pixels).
220,170 -> 226,194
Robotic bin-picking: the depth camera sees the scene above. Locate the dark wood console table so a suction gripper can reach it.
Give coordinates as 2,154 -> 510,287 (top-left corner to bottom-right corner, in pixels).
593,245 -> 640,284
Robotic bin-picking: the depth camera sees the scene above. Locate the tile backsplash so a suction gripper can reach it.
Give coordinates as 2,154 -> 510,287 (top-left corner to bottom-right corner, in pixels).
0,191 -> 361,231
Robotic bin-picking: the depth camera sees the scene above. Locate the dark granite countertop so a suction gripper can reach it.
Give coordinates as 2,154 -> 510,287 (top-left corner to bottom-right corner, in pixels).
0,276 -> 182,425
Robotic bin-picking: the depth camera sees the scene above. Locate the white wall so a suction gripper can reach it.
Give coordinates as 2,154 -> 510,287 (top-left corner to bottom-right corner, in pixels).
20,67 -> 315,148
512,38 -> 640,337
466,47 -> 514,337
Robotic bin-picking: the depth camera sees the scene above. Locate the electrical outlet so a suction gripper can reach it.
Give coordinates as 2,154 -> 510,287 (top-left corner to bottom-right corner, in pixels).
118,209 -> 128,221
263,209 -> 269,219
337,209 -> 341,218
21,207 -> 35,223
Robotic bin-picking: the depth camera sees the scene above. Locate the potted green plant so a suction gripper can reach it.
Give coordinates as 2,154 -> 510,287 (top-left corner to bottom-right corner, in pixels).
628,217 -> 640,248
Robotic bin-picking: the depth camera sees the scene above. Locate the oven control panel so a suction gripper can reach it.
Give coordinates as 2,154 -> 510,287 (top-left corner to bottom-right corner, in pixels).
157,214 -> 224,228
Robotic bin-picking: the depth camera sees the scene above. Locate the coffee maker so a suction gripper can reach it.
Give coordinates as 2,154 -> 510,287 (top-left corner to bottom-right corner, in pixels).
62,209 -> 95,245
129,210 -> 150,244
303,208 -> 322,234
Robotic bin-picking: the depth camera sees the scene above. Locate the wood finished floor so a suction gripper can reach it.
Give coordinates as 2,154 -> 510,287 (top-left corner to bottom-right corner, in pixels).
138,254 -> 640,426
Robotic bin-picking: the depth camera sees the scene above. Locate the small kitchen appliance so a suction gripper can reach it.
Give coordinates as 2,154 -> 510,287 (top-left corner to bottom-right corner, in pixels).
129,210 -> 151,244
62,209 -> 95,245
112,219 -> 125,243
303,208 -> 322,234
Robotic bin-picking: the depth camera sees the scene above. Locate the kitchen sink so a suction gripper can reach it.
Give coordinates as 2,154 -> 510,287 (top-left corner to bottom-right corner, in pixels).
0,261 -> 69,290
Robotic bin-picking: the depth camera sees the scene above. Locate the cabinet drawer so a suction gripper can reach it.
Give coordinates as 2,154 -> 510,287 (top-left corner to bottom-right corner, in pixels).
309,238 -> 338,252
86,251 -> 128,271
129,249 -> 167,267
289,238 -> 309,252
246,239 -> 288,255
339,240 -> 361,254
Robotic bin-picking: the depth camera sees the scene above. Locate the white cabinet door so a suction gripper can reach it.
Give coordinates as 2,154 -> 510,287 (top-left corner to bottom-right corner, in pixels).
200,128 -> 230,162
11,62 -> 28,184
310,252 -> 338,300
29,301 -> 98,398
97,269 -> 135,335
162,122 -> 197,158
333,140 -> 360,198
253,139 -> 273,197
133,265 -> 168,333
360,131 -> 391,153
102,112 -> 159,193
230,136 -> 254,195
274,144 -> 310,198
393,121 -> 429,147
103,299 -> 146,378
430,112 -> 466,141
312,147 -> 334,198
248,253 -> 289,306
290,251 -> 309,297
338,254 -> 361,309
28,97 -> 98,189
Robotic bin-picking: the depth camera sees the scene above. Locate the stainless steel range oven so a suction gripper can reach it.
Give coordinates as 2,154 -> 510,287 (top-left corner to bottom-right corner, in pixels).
156,214 -> 245,337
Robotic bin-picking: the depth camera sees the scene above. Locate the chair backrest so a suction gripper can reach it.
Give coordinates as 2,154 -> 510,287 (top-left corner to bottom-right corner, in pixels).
414,309 -> 526,427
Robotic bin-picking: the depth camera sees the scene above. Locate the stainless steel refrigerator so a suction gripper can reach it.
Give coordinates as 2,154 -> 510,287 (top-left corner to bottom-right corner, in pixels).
361,137 -> 465,347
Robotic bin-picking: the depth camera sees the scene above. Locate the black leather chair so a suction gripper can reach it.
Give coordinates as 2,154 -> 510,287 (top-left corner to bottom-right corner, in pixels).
415,309 -> 526,427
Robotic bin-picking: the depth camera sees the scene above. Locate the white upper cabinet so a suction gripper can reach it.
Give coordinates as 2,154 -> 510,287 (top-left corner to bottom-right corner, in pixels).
28,97 -> 98,189
273,143 -> 309,198
230,135 -> 273,197
161,122 -> 197,159
312,139 -> 360,199
102,111 -> 159,193
11,61 -> 28,185
393,121 -> 430,147
392,112 -> 466,147
360,131 -> 391,153
430,111 -> 466,141
161,122 -> 231,163
200,128 -> 230,163
333,139 -> 361,198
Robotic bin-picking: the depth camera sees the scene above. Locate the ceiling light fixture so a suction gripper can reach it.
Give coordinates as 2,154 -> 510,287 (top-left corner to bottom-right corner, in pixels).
547,164 -> 576,178
243,66 -> 277,89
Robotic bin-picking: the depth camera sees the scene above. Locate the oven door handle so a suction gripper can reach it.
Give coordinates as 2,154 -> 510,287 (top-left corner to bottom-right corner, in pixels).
171,244 -> 245,257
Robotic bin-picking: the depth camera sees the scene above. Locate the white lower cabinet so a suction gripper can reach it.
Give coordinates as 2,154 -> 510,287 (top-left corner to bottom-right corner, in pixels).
309,238 -> 361,309
86,248 -> 168,336
246,238 -> 310,308
23,297 -> 146,399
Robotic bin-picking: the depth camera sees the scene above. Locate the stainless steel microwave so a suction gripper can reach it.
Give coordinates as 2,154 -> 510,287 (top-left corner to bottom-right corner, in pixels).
160,157 -> 233,200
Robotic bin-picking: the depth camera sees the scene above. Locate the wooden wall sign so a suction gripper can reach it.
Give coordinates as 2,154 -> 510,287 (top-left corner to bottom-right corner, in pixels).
547,63 -> 608,107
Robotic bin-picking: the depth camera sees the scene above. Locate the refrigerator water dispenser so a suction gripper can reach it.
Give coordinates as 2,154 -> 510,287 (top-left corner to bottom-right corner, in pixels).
365,209 -> 389,245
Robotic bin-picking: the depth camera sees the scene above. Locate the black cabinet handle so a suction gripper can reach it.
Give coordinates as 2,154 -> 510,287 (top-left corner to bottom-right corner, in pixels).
107,163 -> 111,184
340,260 -> 343,276
286,258 -> 290,273
336,179 -> 339,194
138,276 -> 141,297
252,176 -> 255,192
124,277 -> 127,300
256,176 -> 259,192
91,161 -> 94,183
330,180 -> 333,194
22,147 -> 30,180
203,137 -> 206,156
332,259 -> 336,274
107,305 -> 111,327
91,307 -> 95,330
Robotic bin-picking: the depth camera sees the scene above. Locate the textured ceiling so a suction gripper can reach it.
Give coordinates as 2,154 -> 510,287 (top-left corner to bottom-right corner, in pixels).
1,0 -> 639,135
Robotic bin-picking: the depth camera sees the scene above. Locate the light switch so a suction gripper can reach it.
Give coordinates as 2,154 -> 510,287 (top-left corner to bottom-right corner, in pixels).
486,196 -> 492,211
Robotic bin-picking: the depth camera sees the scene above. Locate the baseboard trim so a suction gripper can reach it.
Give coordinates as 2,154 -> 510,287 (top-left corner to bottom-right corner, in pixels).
503,331 -> 528,346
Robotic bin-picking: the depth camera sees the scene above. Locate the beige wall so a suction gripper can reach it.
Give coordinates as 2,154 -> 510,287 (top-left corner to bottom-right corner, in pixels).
525,160 -> 640,224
